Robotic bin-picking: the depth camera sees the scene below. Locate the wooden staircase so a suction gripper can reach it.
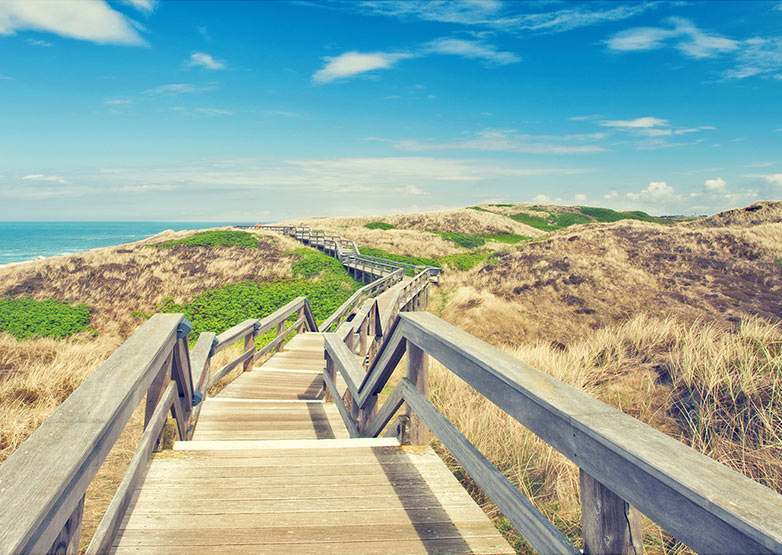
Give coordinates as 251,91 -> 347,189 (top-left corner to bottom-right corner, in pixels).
111,331 -> 514,553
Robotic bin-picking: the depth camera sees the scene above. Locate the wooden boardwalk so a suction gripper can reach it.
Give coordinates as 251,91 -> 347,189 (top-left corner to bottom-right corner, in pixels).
112,300 -> 513,553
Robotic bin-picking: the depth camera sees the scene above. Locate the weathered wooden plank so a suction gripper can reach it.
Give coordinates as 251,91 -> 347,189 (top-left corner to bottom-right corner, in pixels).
86,383 -> 177,555
323,370 -> 359,437
365,379 -> 405,438
400,379 -> 578,554
213,318 -> 257,354
323,333 -> 365,399
208,347 -> 255,387
112,535 -> 513,555
398,312 -> 782,553
0,313 -> 182,554
581,469 -> 643,555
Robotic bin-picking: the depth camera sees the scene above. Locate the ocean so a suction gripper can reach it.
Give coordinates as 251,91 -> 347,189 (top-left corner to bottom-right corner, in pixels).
0,222 -> 240,266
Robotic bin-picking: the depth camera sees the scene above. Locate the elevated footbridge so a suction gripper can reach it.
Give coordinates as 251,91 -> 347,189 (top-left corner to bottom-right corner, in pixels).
1,226 -> 781,554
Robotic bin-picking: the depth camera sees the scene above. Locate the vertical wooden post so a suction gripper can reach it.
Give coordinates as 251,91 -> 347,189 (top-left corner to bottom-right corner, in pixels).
359,319 -> 368,356
404,340 -> 430,445
243,330 -> 255,373
296,306 -> 305,333
580,469 -> 643,555
275,320 -> 285,352
49,495 -> 84,554
324,355 -> 336,402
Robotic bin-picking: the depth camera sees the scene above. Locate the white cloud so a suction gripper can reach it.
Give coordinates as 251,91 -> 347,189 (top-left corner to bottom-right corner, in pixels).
193,107 -> 233,116
25,38 -> 51,47
424,38 -> 520,65
356,2 -> 651,34
187,52 -> 225,70
0,74 -> 11,80
704,177 -> 726,190
601,116 -> 668,128
606,17 -> 738,59
574,193 -> 588,202
22,173 -> 68,184
627,181 -> 676,200
604,191 -> 618,200
723,37 -> 782,80
765,174 -> 782,186
312,51 -> 413,83
533,194 -> 551,203
145,83 -> 215,95
104,99 -> 132,105
388,128 -> 608,155
122,0 -> 158,12
0,0 -> 145,45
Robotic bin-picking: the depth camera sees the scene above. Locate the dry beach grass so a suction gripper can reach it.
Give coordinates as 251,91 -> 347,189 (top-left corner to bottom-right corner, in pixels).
1,203 -> 781,552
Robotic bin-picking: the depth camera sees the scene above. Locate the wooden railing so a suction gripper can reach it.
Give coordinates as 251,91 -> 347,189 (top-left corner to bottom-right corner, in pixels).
323,311 -> 782,554
0,296 -> 321,554
319,268 -> 404,333
236,224 -> 442,281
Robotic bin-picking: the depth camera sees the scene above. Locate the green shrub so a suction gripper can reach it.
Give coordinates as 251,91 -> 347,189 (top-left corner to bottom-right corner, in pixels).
467,206 -> 491,212
152,230 -> 259,249
291,248 -> 346,278
359,247 -> 441,269
579,206 -> 670,224
439,253 -> 497,271
479,233 -> 531,244
434,231 -> 486,249
364,221 -> 395,230
0,298 -> 94,340
510,211 -> 591,231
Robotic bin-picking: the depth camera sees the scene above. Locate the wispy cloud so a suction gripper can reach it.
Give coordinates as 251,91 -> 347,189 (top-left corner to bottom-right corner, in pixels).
122,0 -> 158,13
145,83 -> 216,95
606,17 -> 738,58
25,38 -> 51,47
379,128 -> 608,155
104,99 -> 132,105
22,173 -> 68,184
313,51 -> 413,83
193,107 -> 233,116
354,1 -> 651,34
765,174 -> 782,186
423,38 -> 520,65
0,74 -> 11,80
601,116 -> 668,128
607,16 -> 782,80
187,52 -> 225,70
0,1 -> 145,45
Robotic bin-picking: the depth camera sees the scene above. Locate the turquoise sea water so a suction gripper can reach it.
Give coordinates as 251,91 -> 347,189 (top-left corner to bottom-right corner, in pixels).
0,222 -> 242,265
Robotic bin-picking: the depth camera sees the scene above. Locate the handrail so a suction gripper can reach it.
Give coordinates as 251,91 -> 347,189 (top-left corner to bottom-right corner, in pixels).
0,314 -> 187,553
319,268 -> 403,332
323,311 -> 782,554
236,224 -> 442,280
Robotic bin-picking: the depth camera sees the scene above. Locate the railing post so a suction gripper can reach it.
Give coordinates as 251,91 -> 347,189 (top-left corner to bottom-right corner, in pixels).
275,320 -> 285,353
49,494 -> 84,555
403,340 -> 430,445
296,306 -> 305,333
145,351 -> 173,452
243,325 -> 256,373
324,354 -> 336,403
580,469 -> 643,555
359,318 -> 368,356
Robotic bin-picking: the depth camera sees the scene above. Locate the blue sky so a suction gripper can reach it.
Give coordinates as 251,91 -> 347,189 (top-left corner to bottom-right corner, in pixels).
0,0 -> 780,221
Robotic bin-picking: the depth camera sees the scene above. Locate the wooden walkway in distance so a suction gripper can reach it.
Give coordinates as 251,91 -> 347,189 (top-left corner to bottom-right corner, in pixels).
112,285 -> 513,554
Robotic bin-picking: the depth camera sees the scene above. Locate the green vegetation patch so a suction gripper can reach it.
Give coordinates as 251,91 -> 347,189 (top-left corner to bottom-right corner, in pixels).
291,248 -> 346,277
364,221 -> 395,230
152,230 -> 259,249
479,233 -> 531,244
0,298 -> 94,340
359,246 -> 440,269
509,210 -> 591,231
579,206 -> 670,224
160,249 -> 360,338
439,252 -> 498,271
433,231 -> 486,249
